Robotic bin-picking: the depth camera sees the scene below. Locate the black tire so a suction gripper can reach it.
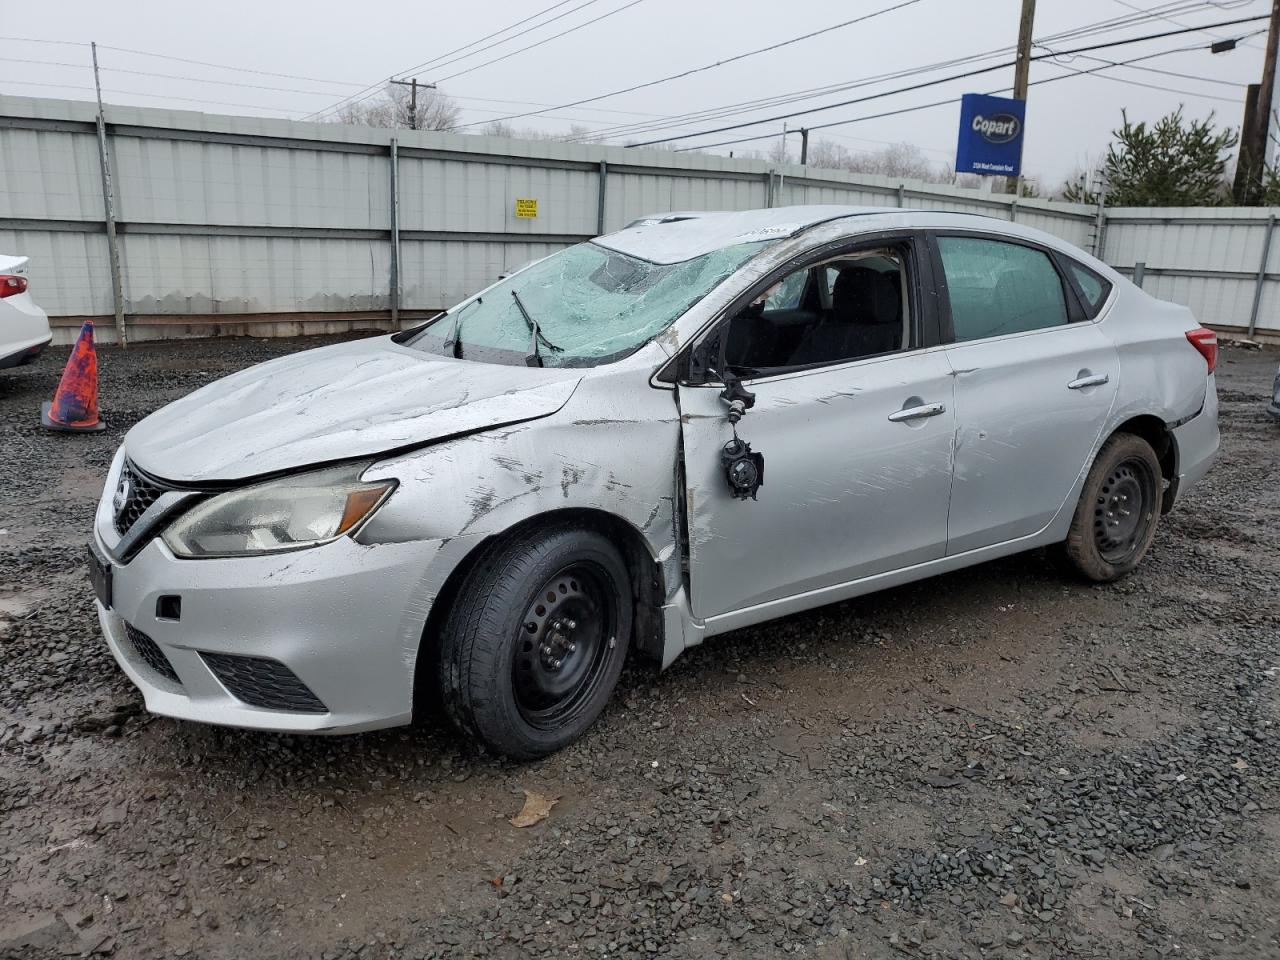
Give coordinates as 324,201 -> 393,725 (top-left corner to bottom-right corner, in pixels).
1057,432 -> 1162,583
437,525 -> 631,759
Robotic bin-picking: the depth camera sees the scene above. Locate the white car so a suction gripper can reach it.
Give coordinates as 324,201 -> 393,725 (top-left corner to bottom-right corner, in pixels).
0,254 -> 52,370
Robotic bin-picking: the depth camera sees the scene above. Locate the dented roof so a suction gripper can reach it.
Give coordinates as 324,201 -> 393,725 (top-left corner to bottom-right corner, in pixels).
595,205 -> 893,264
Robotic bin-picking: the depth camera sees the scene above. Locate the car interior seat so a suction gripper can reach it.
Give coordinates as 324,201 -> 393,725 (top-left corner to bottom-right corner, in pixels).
788,265 -> 902,366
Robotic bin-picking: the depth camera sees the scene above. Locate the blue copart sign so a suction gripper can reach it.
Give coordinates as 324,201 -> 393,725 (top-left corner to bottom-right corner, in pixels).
955,93 -> 1026,176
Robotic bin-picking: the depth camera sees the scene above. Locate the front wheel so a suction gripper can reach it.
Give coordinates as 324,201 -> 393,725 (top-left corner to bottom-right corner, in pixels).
1056,433 -> 1162,582
437,526 -> 631,759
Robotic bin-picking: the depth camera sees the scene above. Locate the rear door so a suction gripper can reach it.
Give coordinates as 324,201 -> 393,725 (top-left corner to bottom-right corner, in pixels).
932,233 -> 1118,554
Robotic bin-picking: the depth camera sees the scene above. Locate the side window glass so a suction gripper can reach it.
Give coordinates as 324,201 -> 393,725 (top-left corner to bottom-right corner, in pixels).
761,270 -> 807,312
937,237 -> 1069,342
723,251 -> 910,372
1066,260 -> 1112,318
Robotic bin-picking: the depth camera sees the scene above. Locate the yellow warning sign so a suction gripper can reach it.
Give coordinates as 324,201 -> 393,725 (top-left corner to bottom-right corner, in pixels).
514,198 -> 538,219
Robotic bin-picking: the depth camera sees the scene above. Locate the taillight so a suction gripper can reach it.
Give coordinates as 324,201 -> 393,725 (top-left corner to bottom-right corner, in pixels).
0,275 -> 27,299
1185,327 -> 1217,374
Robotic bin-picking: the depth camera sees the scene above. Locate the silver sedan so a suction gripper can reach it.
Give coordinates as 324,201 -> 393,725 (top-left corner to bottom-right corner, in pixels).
89,207 -> 1220,758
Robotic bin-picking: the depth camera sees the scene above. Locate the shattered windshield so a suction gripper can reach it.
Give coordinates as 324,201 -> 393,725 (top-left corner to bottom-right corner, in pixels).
404,240 -> 769,367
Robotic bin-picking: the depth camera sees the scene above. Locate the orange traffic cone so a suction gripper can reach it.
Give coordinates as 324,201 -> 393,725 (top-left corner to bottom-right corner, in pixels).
40,321 -> 106,433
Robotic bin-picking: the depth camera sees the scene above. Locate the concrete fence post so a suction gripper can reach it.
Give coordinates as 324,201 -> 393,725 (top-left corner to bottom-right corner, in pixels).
1131,261 -> 1145,289
389,137 -> 401,329
1248,214 -> 1276,338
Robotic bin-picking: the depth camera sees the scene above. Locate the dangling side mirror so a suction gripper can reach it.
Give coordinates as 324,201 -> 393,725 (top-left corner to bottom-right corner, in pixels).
712,368 -> 756,424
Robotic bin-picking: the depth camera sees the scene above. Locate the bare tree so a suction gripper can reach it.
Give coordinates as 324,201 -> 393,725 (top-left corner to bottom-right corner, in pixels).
799,137 -> 1044,194
804,139 -> 851,170
332,83 -> 461,131
480,121 -> 600,143
797,138 -> 946,182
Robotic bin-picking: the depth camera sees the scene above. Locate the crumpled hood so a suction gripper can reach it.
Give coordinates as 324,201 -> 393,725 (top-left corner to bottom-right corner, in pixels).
125,337 -> 581,482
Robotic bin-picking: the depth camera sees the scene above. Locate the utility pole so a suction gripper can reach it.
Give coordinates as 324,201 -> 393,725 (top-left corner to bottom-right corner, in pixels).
1007,0 -> 1036,195
1237,83 -> 1262,204
800,127 -> 809,165
1234,0 -> 1280,204
90,42 -> 127,347
390,77 -> 435,131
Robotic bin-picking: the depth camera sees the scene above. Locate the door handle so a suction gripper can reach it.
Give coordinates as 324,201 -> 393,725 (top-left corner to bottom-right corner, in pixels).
887,402 -> 947,423
1067,373 -> 1110,390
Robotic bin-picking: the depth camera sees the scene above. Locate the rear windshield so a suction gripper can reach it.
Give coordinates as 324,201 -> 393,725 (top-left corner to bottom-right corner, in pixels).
403,239 -> 769,367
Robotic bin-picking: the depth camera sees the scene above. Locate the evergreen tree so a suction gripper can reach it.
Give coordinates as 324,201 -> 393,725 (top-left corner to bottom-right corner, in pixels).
1063,108 -> 1237,207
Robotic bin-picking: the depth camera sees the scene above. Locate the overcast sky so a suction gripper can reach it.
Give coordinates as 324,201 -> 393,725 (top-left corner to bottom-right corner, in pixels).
1,0 -> 1272,190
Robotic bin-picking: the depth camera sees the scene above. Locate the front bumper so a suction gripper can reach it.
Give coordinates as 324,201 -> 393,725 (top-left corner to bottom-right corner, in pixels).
92,452 -> 479,734
94,534 -> 446,733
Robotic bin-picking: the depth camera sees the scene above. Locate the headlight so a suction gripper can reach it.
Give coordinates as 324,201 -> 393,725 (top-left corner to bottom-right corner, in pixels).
162,462 -> 396,558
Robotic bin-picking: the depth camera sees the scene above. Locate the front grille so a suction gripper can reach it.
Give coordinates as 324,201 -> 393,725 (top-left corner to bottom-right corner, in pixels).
123,622 -> 181,684
200,652 -> 328,714
113,460 -> 169,537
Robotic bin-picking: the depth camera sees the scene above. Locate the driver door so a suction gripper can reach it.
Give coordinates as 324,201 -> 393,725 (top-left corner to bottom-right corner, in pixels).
675,235 -> 956,622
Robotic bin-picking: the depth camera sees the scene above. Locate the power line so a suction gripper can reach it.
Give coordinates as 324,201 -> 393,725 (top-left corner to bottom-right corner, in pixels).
1035,0 -> 1255,42
392,0 -> 581,76
573,49 -> 1013,142
306,0 -> 615,122
452,93 -> 666,118
94,44 -> 367,87
1037,28 -> 1262,88
0,78 -> 309,115
1111,0 -> 1264,48
303,0 -> 591,120
455,0 -> 926,130
433,0 -> 649,84
674,38 -> 1243,153
0,56 -> 361,97
0,34 -> 372,87
0,36 -> 86,47
1056,55 -> 1245,102
562,0 -> 1251,143
406,0 -> 610,79
627,12 -> 1269,147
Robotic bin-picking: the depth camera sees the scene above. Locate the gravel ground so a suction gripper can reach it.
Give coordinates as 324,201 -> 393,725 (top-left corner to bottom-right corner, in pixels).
1,334 -> 1278,960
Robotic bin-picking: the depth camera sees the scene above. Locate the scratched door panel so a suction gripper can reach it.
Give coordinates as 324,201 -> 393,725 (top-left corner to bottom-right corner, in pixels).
677,349 -> 955,621
945,323 -> 1118,555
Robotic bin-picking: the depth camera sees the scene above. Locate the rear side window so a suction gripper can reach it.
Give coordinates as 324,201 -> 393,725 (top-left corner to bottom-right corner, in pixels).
1065,260 -> 1112,318
937,237 -> 1069,342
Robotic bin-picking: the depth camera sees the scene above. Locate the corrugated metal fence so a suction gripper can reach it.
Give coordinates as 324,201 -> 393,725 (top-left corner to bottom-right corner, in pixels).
0,95 -> 1275,344
1105,208 -> 1278,336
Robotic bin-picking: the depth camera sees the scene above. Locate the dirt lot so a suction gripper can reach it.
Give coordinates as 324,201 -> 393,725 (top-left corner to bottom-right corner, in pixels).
1,334 -> 1278,960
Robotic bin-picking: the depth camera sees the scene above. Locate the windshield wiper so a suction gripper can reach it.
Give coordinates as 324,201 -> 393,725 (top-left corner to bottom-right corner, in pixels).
442,296 -> 481,359
510,289 -> 563,367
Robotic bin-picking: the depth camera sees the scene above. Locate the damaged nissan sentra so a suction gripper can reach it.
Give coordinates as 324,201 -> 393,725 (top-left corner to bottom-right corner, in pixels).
90,206 -> 1219,758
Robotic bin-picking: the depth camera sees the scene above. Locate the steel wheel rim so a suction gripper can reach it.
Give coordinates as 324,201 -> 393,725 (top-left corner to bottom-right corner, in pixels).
512,562 -> 616,730
1093,457 -> 1155,563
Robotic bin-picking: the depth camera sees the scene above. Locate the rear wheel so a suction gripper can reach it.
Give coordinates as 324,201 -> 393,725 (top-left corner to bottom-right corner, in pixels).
1057,433 -> 1162,582
437,525 -> 630,759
